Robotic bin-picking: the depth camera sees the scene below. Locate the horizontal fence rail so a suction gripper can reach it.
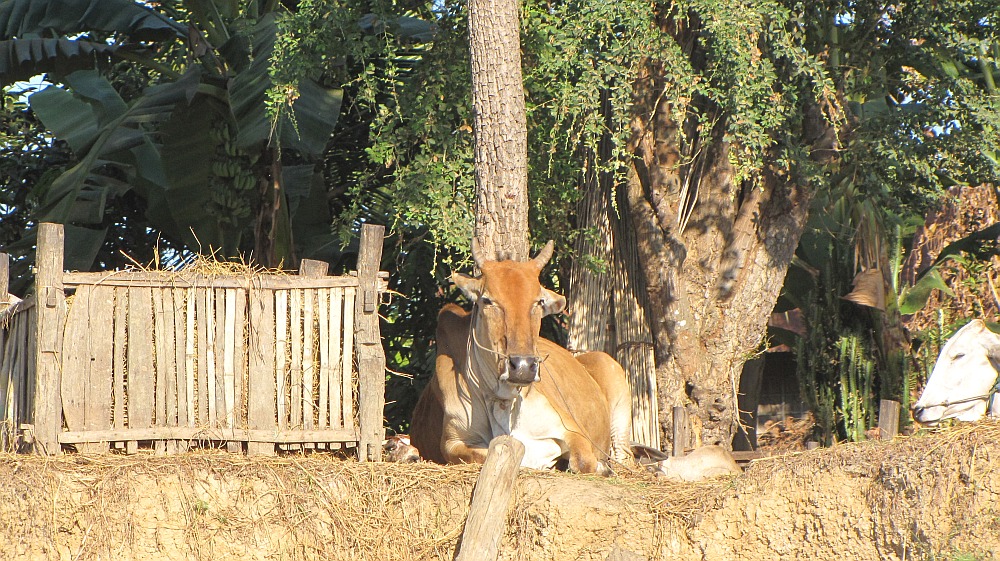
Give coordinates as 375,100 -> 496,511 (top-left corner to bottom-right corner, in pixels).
0,223 -> 387,459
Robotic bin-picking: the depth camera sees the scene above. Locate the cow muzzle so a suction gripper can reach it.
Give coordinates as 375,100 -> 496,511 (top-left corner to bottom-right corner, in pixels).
502,355 -> 540,385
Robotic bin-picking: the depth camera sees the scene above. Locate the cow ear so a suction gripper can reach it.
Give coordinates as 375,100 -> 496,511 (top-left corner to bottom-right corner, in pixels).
540,288 -> 566,316
452,272 -> 483,303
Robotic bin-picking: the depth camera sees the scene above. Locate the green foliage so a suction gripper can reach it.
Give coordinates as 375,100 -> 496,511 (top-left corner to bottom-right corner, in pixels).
1,0 -> 349,273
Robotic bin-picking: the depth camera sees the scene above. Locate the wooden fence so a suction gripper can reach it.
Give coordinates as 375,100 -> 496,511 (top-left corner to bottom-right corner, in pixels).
0,223 -> 388,460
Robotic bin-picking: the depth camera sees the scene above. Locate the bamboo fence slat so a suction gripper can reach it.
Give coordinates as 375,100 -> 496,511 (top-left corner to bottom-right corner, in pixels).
319,288 -> 330,429
303,290 -> 315,432
126,287 -> 154,454
113,289 -> 127,438
275,291 -> 288,430
290,289 -> 303,430
330,288 -> 344,428
185,288 -> 196,427
196,288 -> 209,426
152,289 -> 168,455
343,286 -> 356,427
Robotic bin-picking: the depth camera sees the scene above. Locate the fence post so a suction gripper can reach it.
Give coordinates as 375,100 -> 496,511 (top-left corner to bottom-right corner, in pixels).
33,223 -> 66,456
0,252 -> 8,303
878,399 -> 901,441
672,406 -> 688,457
355,224 -> 386,462
454,435 -> 525,561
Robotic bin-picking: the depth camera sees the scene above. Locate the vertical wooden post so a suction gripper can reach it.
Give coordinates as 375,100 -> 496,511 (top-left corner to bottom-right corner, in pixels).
878,399 -> 901,441
672,406 -> 688,457
454,435 -> 525,561
355,224 -> 386,462
0,252 -> 9,303
33,223 -> 66,456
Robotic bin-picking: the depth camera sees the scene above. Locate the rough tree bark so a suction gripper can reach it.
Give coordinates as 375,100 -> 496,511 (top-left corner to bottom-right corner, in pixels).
624,53 -> 828,447
468,0 -> 529,259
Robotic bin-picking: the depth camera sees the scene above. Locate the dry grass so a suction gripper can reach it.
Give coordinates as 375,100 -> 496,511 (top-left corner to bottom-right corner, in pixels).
2,421 -> 1000,560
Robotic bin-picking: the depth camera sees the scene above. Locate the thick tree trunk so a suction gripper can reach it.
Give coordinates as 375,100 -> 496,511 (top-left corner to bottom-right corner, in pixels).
625,62 -> 816,448
468,0 -> 529,259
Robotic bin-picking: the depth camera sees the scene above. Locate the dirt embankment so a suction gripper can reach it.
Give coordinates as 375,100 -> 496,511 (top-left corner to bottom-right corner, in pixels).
2,423 -> 998,561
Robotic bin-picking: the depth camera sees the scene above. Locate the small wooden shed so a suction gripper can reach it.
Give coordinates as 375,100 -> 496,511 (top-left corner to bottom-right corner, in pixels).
0,223 -> 388,460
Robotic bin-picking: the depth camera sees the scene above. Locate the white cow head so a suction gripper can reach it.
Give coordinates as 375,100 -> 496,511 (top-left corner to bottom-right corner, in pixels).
912,319 -> 1000,424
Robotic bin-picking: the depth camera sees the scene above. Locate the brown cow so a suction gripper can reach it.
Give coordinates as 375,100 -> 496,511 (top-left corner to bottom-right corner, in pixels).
410,241 -> 633,474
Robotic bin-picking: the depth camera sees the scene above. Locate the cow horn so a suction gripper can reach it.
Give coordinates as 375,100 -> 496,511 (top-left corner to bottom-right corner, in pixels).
471,237 -> 489,270
530,240 -> 555,270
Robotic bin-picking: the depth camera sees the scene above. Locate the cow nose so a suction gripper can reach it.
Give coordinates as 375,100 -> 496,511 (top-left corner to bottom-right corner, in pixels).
506,355 -> 540,385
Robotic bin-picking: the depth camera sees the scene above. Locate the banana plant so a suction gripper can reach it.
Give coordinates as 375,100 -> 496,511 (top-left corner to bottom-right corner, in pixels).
0,0 -> 344,268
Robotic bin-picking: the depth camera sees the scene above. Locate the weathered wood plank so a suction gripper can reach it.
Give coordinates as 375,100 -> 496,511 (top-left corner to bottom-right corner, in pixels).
64,271 -> 363,290
329,288 -> 344,428
302,289 -> 315,432
206,288 -> 218,426
233,288 -> 247,432
247,289 -> 276,456
355,223 -> 386,462
127,286 -> 155,453
0,252 -> 8,303
88,287 -> 114,452
318,288 -> 330,428
152,289 -> 168,455
24,308 -> 37,425
62,286 -> 115,454
160,289 -> 179,454
61,285 -> 93,449
59,426 -> 358,444
275,290 -> 288,430
112,288 -> 127,448
196,287 -> 209,426
223,289 -> 237,428
454,436 -> 525,561
290,289 -> 303,430
214,289 -> 227,429
297,260 -> 328,446
0,313 -> 13,450
343,287 -> 356,432
185,289 -> 196,427
878,399 -> 901,441
33,223 -> 66,456
221,289 -> 238,453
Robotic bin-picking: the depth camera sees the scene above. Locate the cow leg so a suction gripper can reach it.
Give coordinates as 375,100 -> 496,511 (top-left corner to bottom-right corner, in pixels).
576,351 -> 634,466
443,439 -> 490,465
564,433 -> 603,474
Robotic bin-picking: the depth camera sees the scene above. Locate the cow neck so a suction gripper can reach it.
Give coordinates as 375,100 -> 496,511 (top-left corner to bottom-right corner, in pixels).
465,302 -> 521,411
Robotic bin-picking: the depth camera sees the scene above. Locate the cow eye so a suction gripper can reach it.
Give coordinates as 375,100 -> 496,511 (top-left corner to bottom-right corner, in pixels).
480,295 -> 494,307
952,352 -> 965,360
535,298 -> 546,308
